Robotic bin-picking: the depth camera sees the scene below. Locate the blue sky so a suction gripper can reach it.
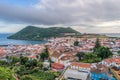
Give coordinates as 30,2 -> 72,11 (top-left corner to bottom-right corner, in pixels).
0,0 -> 120,33
0,0 -> 39,6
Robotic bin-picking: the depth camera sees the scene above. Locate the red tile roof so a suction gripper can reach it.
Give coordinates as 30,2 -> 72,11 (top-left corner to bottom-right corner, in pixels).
52,63 -> 64,69
71,62 -> 92,68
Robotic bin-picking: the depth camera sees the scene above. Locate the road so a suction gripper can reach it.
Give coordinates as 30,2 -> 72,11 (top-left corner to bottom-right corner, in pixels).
57,66 -> 70,80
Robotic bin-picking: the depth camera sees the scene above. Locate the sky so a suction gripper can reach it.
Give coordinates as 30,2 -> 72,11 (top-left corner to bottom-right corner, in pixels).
0,0 -> 120,33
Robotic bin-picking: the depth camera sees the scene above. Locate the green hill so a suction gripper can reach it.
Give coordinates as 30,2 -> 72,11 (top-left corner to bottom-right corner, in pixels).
8,26 -> 80,40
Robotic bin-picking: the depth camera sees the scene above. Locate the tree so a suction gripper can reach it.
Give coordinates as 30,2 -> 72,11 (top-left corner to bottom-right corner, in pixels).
74,41 -> 79,46
53,72 -> 60,77
25,59 -> 37,68
40,52 -> 48,61
6,56 -> 12,65
76,52 -> 85,61
84,53 -> 95,61
16,65 -> 27,76
10,56 -> 19,65
0,67 -> 14,80
36,55 -> 40,61
84,53 -> 101,63
5,56 -> 19,65
117,50 -> 120,55
20,56 -> 28,65
20,75 -> 33,80
6,55 -> 9,62
31,59 -> 37,67
84,53 -> 93,62
40,48 -> 49,61
97,46 -> 113,59
93,38 -> 101,52
0,60 -> 7,66
37,61 -> 43,69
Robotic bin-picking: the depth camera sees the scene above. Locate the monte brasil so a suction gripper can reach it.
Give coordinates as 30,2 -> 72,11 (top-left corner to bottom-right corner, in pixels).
8,26 -> 80,40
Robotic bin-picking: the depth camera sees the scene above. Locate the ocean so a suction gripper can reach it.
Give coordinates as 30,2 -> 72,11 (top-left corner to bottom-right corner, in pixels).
0,33 -> 120,46
103,33 -> 120,37
0,33 -> 47,45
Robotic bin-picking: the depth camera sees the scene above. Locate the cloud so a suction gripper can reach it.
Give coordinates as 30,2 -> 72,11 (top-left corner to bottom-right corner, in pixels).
0,21 -> 27,33
35,0 -> 120,22
72,21 -> 120,33
0,0 -> 120,33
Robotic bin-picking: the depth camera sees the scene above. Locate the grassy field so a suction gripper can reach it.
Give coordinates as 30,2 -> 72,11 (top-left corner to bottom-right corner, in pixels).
27,71 -> 55,80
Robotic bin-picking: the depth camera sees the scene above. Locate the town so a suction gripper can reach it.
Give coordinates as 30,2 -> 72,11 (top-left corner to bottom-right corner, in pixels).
0,37 -> 120,80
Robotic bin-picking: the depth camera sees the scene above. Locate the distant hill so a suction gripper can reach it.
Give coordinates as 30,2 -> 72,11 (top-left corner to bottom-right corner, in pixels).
80,33 -> 108,38
8,26 -> 80,40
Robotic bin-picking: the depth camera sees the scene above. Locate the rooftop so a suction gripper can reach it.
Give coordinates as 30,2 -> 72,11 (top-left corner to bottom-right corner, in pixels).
64,69 -> 90,80
71,62 -> 92,68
